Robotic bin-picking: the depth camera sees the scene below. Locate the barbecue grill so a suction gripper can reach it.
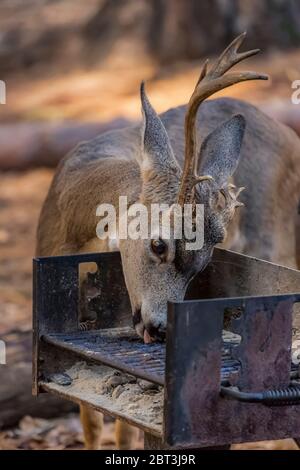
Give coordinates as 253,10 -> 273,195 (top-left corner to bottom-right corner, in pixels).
33,248 -> 300,449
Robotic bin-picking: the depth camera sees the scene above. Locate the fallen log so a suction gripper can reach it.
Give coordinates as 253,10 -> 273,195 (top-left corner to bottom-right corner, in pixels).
0,118 -> 131,171
0,103 -> 300,171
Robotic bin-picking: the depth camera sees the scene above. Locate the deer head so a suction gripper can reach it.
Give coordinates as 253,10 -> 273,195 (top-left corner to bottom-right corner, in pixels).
119,33 -> 268,342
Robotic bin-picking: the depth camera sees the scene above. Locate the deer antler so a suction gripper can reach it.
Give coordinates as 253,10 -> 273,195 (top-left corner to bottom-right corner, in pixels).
177,32 -> 268,206
220,184 -> 245,224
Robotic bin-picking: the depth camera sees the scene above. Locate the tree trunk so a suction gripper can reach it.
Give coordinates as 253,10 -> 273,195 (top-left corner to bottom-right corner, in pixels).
83,0 -> 300,63
0,119 -> 130,171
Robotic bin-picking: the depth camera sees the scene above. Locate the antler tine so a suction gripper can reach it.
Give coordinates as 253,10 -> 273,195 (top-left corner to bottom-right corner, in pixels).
220,185 -> 245,224
177,33 -> 268,206
195,59 -> 209,87
208,32 -> 260,78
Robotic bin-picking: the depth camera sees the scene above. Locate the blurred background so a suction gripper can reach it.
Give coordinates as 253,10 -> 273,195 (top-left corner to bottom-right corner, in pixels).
0,0 -> 300,450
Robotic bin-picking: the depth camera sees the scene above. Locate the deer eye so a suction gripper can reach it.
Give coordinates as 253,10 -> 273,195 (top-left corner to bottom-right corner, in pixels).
151,238 -> 167,257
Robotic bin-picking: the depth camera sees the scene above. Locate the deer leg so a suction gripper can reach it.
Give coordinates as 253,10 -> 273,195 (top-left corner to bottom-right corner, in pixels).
80,405 -> 103,450
115,420 -> 139,449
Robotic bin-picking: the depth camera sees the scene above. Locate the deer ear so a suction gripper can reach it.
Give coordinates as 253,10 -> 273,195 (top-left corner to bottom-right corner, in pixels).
198,114 -> 246,188
140,82 -> 180,174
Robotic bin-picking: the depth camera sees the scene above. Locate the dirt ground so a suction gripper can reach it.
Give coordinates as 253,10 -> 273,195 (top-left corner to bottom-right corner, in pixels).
0,45 -> 300,449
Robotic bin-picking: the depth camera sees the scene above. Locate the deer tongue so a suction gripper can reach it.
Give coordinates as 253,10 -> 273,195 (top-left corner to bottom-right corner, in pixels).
143,329 -> 152,344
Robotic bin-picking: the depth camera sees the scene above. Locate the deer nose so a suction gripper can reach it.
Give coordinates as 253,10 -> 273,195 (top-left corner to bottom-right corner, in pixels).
145,322 -> 166,342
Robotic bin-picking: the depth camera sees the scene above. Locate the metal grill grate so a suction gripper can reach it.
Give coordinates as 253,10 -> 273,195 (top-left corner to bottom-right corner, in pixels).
43,328 -> 166,384
42,328 -> 298,389
42,327 -> 243,385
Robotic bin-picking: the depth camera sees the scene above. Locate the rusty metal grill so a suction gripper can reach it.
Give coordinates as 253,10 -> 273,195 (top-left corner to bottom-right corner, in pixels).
33,250 -> 300,448
42,328 -> 243,386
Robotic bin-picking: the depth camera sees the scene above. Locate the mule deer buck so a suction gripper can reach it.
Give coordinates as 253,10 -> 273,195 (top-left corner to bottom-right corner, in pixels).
36,33 -> 300,449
